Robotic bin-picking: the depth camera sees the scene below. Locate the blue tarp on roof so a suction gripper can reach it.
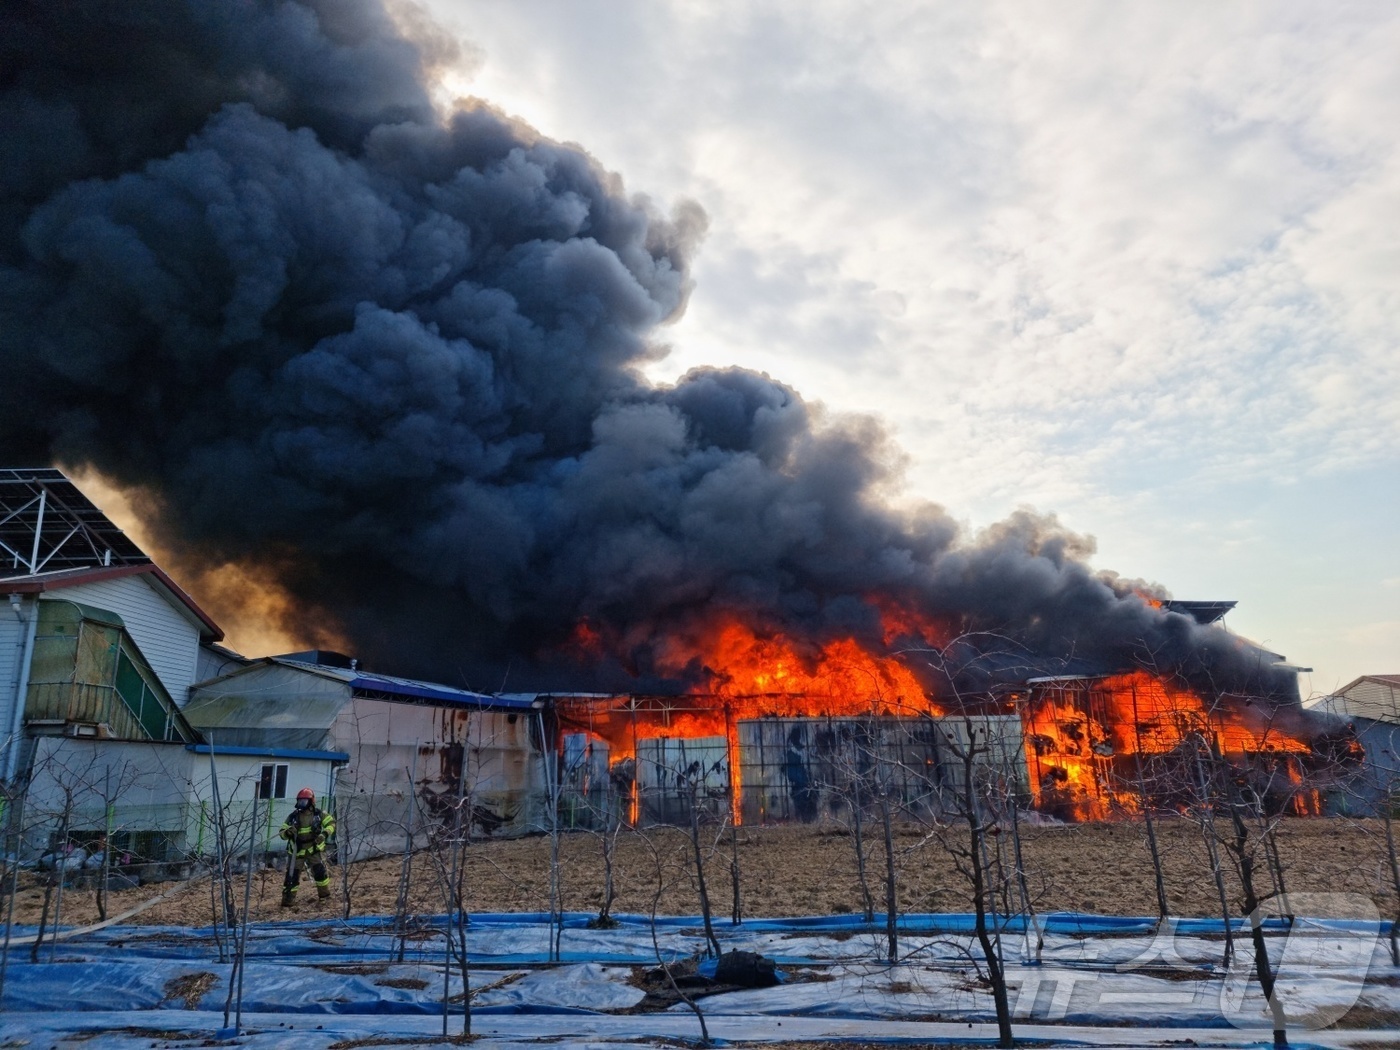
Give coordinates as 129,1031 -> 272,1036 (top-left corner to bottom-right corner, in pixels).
347,672 -> 539,710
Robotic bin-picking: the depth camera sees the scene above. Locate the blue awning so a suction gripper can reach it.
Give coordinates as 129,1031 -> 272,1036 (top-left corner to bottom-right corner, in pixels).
187,743 -> 349,762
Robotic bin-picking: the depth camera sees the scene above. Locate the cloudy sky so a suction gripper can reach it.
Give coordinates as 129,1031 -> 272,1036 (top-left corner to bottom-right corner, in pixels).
417,0 -> 1398,695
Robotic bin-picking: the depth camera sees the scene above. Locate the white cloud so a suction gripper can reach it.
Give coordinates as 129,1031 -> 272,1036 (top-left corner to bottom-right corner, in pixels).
434,0 -> 1400,687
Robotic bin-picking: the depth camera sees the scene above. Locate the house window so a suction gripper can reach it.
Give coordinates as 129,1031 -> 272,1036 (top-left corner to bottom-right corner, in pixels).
258,763 -> 289,800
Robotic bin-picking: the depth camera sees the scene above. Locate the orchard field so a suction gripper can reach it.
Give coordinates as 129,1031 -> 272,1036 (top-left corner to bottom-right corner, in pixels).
8,816 -> 1395,928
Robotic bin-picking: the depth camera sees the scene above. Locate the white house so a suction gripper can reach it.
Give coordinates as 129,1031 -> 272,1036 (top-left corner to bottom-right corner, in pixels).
21,735 -> 347,871
2,470 -> 223,777
0,468 -> 338,868
5,470 -> 548,868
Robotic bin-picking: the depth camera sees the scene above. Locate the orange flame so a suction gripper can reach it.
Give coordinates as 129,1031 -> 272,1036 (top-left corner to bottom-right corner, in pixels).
1135,591 -> 1165,610
556,619 -> 1342,826
1022,671 -> 1314,819
557,611 -> 944,824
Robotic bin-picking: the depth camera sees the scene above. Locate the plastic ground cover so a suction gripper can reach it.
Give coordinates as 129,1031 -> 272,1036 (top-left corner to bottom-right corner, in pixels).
1,911 -> 1398,1048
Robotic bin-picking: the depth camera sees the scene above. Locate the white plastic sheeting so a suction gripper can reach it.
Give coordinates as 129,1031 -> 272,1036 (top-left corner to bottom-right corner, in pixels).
3,911 -> 1400,1047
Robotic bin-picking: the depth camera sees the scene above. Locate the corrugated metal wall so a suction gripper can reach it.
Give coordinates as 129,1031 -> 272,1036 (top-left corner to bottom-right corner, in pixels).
331,700 -> 547,859
737,717 -> 945,824
560,715 -> 1033,829
637,735 -> 729,825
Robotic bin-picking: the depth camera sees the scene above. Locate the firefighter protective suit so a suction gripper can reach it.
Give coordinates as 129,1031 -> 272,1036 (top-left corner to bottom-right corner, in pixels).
280,791 -> 335,907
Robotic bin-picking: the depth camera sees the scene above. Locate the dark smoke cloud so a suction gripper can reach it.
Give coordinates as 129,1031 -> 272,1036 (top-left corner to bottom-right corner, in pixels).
0,0 -> 1298,703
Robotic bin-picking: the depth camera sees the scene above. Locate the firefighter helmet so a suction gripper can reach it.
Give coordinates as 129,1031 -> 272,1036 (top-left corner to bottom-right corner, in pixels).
296,787 -> 315,802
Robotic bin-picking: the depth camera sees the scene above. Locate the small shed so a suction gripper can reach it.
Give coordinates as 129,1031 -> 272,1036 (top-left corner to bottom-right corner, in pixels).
20,736 -> 346,871
184,657 -> 547,856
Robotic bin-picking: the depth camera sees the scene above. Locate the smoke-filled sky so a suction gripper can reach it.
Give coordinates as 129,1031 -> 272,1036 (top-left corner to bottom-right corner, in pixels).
2,0 -> 1393,700
426,0 -> 1400,696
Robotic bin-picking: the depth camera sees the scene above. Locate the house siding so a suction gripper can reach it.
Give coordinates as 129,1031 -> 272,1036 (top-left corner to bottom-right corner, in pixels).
190,751 -> 342,855
22,736 -> 196,857
1343,679 -> 1400,722
0,596 -> 35,778
1,605 -> 24,742
52,575 -> 201,707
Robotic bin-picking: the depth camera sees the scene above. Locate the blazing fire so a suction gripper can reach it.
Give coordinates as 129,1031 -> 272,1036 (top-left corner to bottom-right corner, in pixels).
558,613 -> 945,823
555,621 -> 1356,828
1022,671 -> 1321,820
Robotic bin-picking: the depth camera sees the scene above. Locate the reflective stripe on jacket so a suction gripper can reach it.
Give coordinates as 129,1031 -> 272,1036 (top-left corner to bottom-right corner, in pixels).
280,807 -> 335,856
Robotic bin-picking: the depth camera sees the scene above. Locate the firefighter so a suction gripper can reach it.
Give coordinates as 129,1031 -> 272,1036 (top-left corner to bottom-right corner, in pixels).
280,787 -> 335,907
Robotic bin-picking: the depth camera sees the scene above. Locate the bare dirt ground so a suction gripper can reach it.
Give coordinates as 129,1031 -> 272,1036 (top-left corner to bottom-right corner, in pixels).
7,816 -> 1397,930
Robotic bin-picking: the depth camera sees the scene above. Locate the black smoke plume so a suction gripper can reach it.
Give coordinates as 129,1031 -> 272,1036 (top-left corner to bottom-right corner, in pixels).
0,0 -> 1299,704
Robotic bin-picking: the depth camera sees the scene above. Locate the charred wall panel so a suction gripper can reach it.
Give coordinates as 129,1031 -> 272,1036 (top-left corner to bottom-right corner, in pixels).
331,699 -> 546,858
737,716 -> 954,824
636,735 -> 729,826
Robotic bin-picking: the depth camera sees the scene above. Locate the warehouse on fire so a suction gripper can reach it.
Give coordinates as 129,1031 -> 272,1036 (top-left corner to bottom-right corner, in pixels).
1,469 -> 1362,872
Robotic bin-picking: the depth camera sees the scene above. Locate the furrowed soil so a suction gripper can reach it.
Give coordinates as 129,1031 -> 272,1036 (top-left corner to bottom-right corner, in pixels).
7,817 -> 1396,929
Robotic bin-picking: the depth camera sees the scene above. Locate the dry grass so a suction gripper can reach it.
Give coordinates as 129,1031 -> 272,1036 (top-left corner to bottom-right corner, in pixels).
160,971 -> 217,1009
6,816 -> 1396,928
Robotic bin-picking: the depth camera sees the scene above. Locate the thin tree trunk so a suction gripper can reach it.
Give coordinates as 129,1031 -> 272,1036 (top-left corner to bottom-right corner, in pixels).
206,736 -> 232,963
725,703 -> 742,926
1193,746 -> 1235,967
972,838 -> 1015,1047
1383,806 -> 1400,967
395,753 -> 419,963
0,790 -> 27,1005
596,768 -> 618,925
879,785 -> 897,964
444,747 -> 471,1038
29,878 -> 52,964
225,789 -> 258,1034
48,805 -> 71,963
96,771 -> 112,922
728,811 -> 742,926
1231,805 -> 1287,1048
1008,791 -> 1041,961
689,781 -> 721,958
849,763 -> 874,923
1263,822 -> 1291,923
958,716 -> 1014,1047
1142,799 -> 1169,922
540,710 -> 563,963
648,860 -> 711,1046
1127,684 -> 1170,922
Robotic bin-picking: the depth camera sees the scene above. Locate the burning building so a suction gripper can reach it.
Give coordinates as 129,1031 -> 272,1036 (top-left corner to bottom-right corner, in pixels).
0,0 -> 1365,833
531,601 -> 1356,828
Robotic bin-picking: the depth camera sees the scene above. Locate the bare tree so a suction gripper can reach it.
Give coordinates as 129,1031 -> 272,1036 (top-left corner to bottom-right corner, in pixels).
929,711 -> 1019,1048
0,766 -> 27,1009
1188,726 -> 1299,1050
901,632 -> 1049,1050
680,759 -> 723,959
636,825 -> 712,1046
413,728 -> 476,1037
